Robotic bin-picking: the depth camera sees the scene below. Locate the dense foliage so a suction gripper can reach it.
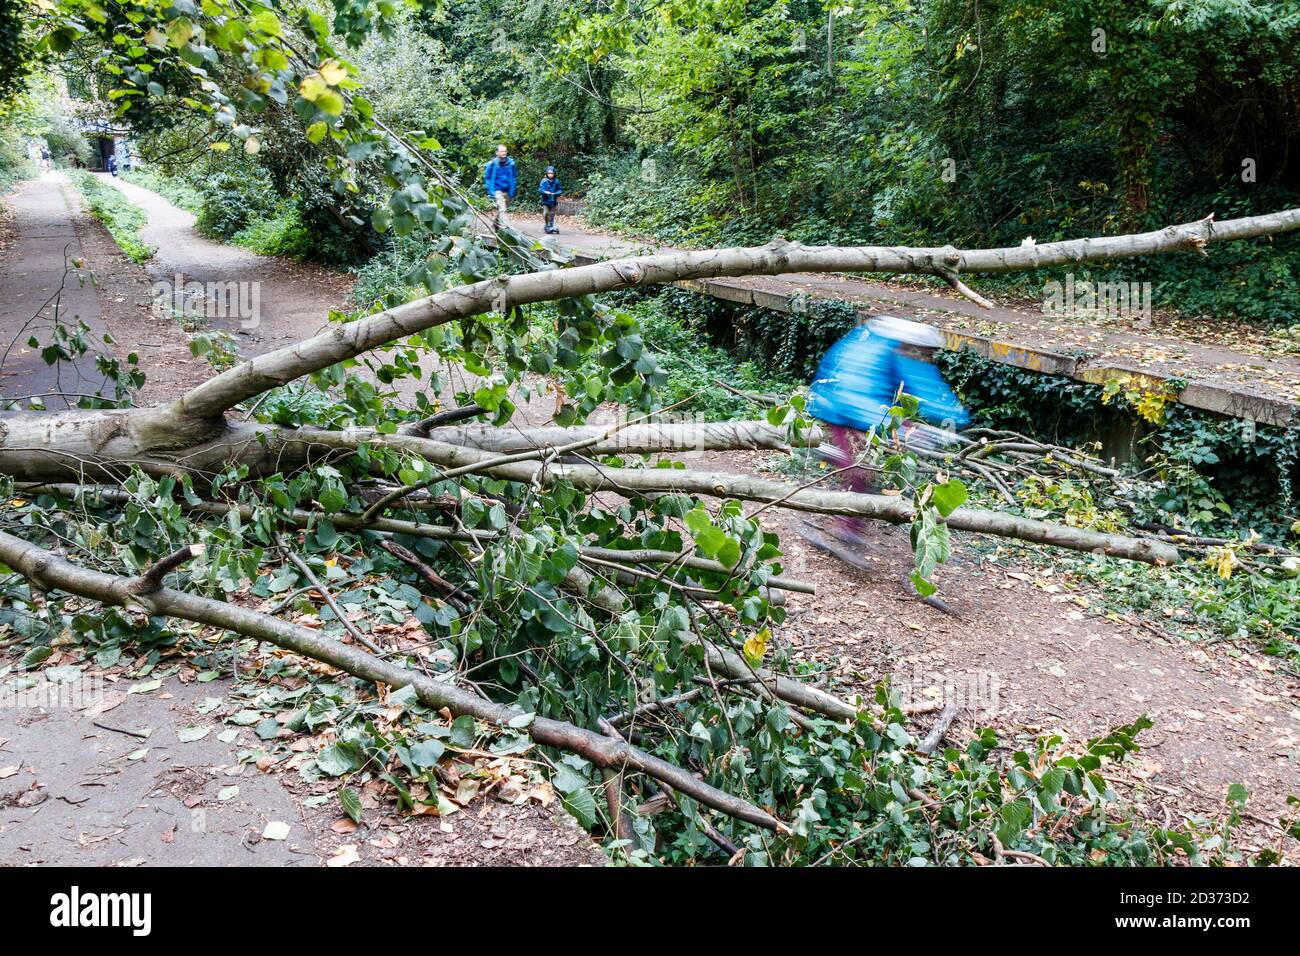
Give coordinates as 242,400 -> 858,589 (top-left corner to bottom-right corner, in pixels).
566,0 -> 1300,325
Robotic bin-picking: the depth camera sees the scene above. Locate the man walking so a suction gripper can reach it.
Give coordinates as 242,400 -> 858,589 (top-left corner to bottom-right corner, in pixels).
538,165 -> 563,234
483,144 -> 517,227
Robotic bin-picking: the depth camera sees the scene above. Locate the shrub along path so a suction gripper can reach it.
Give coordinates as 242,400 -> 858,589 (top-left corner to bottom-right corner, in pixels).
513,212 -> 1300,426
104,174 -> 353,384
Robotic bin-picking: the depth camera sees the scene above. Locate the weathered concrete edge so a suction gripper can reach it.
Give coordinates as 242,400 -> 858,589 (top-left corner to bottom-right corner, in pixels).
938,330 -> 1299,428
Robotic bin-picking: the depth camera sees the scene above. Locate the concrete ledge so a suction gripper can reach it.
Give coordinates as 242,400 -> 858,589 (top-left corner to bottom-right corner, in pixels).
751,288 -> 798,312
1075,364 -> 1300,428
699,279 -> 755,306
937,329 -> 1081,378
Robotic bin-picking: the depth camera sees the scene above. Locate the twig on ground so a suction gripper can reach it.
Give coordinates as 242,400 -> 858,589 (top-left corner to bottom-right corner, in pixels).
277,536 -> 384,654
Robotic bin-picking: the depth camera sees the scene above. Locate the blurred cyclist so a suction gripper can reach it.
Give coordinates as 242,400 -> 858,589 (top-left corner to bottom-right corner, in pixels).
807,316 -> 968,544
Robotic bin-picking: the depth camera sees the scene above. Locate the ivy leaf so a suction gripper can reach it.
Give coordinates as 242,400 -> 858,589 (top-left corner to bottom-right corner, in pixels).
338,787 -> 363,824
930,479 -> 967,517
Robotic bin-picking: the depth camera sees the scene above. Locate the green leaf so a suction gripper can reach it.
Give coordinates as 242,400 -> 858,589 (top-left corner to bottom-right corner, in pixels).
318,480 -> 346,514
909,570 -> 937,597
409,739 -> 445,768
449,714 -> 476,748
930,479 -> 968,518
338,787 -> 363,823
561,787 -> 599,830
250,9 -> 282,35
316,742 -> 359,776
19,646 -> 53,669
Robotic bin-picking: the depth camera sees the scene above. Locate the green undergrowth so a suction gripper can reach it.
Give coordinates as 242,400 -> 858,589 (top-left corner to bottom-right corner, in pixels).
934,350 -> 1300,665
69,170 -> 153,263
229,205 -> 314,258
0,476 -> 1271,866
121,168 -> 203,216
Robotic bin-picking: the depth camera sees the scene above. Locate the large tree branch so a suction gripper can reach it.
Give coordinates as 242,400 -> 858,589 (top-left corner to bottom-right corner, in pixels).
289,428 -> 1182,565
421,420 -> 823,454
0,530 -> 785,832
167,209 -> 1300,419
3,421 -> 1180,563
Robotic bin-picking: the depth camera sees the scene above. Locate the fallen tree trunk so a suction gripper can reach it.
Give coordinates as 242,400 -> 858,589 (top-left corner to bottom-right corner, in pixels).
421,420 -> 822,454
0,529 -> 785,832
7,421 -> 1180,563
167,208 -> 1300,420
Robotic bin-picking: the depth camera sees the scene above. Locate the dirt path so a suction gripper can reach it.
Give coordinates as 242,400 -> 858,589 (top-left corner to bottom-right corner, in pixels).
682,446 -> 1300,855
0,173 -> 115,407
511,211 -> 1300,410
108,175 -> 352,356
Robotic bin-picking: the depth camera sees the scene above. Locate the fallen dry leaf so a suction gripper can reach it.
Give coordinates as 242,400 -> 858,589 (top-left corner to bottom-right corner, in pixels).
327,844 -> 360,867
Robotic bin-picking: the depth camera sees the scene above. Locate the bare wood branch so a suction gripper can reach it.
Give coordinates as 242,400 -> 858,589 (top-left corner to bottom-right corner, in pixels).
277,537 -> 385,655
399,403 -> 487,437
427,420 -> 821,455
24,485 -> 818,593
291,429 -> 1182,565
129,543 -> 204,594
916,703 -> 958,755
0,529 -> 787,833
377,538 -> 471,611
167,208 -> 1300,418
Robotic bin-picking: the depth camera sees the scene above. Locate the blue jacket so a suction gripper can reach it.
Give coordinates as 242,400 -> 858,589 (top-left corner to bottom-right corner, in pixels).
807,326 -> 969,432
538,175 -> 564,205
484,157 -> 517,198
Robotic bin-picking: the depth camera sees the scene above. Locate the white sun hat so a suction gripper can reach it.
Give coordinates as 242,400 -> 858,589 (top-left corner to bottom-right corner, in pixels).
866,315 -> 943,347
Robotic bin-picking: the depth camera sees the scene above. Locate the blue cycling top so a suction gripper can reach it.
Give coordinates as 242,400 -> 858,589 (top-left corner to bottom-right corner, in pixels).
807,325 -> 969,431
